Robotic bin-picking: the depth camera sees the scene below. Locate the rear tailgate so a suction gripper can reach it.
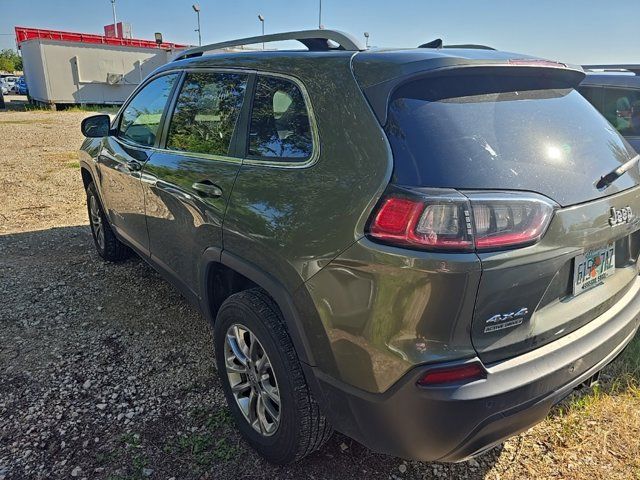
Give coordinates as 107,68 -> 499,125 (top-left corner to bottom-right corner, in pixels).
473,186 -> 640,363
359,58 -> 640,363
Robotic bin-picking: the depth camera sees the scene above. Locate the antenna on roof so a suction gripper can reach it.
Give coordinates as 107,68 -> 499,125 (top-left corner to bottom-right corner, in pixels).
418,38 -> 443,49
418,39 -> 494,50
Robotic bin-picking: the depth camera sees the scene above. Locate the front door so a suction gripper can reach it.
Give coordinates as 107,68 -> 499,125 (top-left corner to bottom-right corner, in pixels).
96,72 -> 180,254
142,71 -> 250,295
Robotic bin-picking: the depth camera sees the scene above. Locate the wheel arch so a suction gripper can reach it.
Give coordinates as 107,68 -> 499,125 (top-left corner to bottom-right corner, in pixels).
200,247 -> 317,366
80,164 -> 94,190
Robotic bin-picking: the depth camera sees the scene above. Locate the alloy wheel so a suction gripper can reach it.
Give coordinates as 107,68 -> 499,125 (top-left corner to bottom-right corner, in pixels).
224,323 -> 281,436
89,194 -> 105,251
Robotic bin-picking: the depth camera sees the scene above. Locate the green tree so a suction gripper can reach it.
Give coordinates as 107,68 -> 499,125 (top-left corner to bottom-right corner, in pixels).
0,49 -> 22,72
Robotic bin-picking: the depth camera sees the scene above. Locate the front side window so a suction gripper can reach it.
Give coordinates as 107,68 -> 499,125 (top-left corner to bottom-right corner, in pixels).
166,72 -> 248,156
248,76 -> 313,160
118,73 -> 178,147
602,87 -> 640,137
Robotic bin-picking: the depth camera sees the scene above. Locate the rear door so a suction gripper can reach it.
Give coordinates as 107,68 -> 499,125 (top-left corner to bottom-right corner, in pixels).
97,72 -> 180,254
142,70 -> 251,295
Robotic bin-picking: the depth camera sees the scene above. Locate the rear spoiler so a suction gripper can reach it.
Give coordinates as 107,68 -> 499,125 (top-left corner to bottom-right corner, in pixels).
360,60 -> 585,125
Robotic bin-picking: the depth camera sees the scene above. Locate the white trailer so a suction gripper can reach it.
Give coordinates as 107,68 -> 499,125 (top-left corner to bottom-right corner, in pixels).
16,27 -> 187,107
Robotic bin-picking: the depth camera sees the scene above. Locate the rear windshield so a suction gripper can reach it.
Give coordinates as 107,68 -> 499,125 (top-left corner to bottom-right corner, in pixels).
385,75 -> 639,206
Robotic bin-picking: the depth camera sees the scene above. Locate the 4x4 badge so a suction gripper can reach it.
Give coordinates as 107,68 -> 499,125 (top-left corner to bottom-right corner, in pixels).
609,206 -> 633,226
484,307 -> 529,334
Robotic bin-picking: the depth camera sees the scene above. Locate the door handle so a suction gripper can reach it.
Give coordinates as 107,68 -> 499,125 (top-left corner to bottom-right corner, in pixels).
192,181 -> 223,198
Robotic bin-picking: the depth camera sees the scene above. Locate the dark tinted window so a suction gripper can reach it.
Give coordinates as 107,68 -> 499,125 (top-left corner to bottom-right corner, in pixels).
166,72 -> 248,155
118,73 -> 178,146
385,75 -> 639,206
578,85 -> 603,112
602,87 -> 640,137
249,76 -> 312,160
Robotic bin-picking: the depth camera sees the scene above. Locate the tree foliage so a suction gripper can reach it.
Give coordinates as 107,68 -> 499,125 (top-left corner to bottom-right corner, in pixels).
0,49 -> 23,72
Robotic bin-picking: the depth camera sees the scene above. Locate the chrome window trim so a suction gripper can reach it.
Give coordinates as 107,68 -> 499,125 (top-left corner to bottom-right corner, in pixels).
114,67 -> 319,169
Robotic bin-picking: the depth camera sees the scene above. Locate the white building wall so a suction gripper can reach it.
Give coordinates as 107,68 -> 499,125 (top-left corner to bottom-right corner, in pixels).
21,39 -> 182,105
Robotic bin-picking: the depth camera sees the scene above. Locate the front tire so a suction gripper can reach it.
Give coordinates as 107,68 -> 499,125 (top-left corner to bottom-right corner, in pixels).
214,288 -> 333,464
86,182 -> 130,262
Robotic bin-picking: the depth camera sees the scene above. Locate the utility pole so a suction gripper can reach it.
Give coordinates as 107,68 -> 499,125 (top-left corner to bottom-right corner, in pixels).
318,0 -> 322,29
192,4 -> 202,46
258,15 -> 265,50
110,0 -> 117,30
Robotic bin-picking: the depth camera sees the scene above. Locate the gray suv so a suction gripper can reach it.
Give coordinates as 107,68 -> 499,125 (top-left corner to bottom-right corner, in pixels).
79,30 -> 640,464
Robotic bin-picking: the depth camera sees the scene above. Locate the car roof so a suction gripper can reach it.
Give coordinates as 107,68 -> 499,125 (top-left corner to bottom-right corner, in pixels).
158,29 -> 582,85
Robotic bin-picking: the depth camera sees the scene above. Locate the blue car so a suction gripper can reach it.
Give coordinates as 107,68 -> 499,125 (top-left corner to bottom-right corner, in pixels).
579,65 -> 640,153
15,77 -> 28,95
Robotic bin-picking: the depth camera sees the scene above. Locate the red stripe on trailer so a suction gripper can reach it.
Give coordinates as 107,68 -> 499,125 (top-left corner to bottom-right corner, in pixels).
14,26 -> 188,50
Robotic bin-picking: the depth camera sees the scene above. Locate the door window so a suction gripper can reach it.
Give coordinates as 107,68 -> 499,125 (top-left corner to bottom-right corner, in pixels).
166,72 -> 248,156
248,76 -> 313,160
118,73 -> 179,147
602,87 -> 640,137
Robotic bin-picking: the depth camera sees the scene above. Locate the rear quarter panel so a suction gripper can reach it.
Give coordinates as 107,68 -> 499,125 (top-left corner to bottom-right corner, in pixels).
223,55 -> 393,379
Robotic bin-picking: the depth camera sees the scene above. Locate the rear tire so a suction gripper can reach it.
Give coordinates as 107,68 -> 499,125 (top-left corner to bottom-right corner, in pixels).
214,288 -> 333,464
86,182 -> 131,262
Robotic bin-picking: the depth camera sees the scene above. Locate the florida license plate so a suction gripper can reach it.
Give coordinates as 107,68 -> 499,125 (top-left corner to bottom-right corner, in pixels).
573,243 -> 615,296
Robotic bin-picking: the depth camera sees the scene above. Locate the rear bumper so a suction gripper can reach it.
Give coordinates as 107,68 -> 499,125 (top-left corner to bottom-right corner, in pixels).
308,276 -> 640,462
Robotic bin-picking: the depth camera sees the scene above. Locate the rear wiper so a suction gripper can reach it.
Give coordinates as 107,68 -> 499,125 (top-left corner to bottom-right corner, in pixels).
595,154 -> 640,190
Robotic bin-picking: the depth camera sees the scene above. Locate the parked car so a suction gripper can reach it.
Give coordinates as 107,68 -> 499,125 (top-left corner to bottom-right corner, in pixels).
0,82 -> 8,96
579,65 -> 640,152
1,76 -> 18,93
15,77 -> 28,95
78,30 -> 640,464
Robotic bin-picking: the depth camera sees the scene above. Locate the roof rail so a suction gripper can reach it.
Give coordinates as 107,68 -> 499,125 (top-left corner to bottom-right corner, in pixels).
418,38 -> 495,50
174,29 -> 365,61
583,64 -> 640,75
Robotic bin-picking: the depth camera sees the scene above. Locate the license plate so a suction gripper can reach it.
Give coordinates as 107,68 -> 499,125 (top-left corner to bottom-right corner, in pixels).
572,243 -> 615,296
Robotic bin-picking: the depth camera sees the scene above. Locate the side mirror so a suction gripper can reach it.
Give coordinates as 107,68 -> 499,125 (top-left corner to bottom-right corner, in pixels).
81,114 -> 111,138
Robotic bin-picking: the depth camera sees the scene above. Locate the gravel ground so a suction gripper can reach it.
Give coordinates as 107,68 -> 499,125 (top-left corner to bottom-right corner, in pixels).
1,109 -> 639,479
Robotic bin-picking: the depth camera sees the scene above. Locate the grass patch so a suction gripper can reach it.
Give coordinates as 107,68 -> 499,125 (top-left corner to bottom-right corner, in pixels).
20,103 -> 120,114
166,429 -> 241,467
95,449 -> 119,465
190,406 -> 233,429
67,161 -> 80,169
44,151 -> 78,163
120,432 -> 142,448
553,335 -> 640,419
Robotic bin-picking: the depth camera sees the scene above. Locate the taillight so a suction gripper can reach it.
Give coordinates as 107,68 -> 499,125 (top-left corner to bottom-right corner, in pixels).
417,362 -> 486,386
367,188 -> 556,252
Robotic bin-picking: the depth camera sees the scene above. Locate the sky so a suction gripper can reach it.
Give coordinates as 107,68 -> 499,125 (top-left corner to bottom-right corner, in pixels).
0,0 -> 638,64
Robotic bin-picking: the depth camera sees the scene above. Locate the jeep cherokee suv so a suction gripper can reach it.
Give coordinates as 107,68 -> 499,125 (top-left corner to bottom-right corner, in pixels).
79,30 -> 640,464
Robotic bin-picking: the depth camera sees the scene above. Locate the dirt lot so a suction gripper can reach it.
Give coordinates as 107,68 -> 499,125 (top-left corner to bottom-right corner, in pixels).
1,108 -> 640,480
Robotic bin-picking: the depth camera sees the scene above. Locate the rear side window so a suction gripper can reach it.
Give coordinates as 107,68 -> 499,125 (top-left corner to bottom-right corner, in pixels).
602,87 -> 640,137
248,76 -> 313,160
166,72 -> 248,156
118,73 -> 178,147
